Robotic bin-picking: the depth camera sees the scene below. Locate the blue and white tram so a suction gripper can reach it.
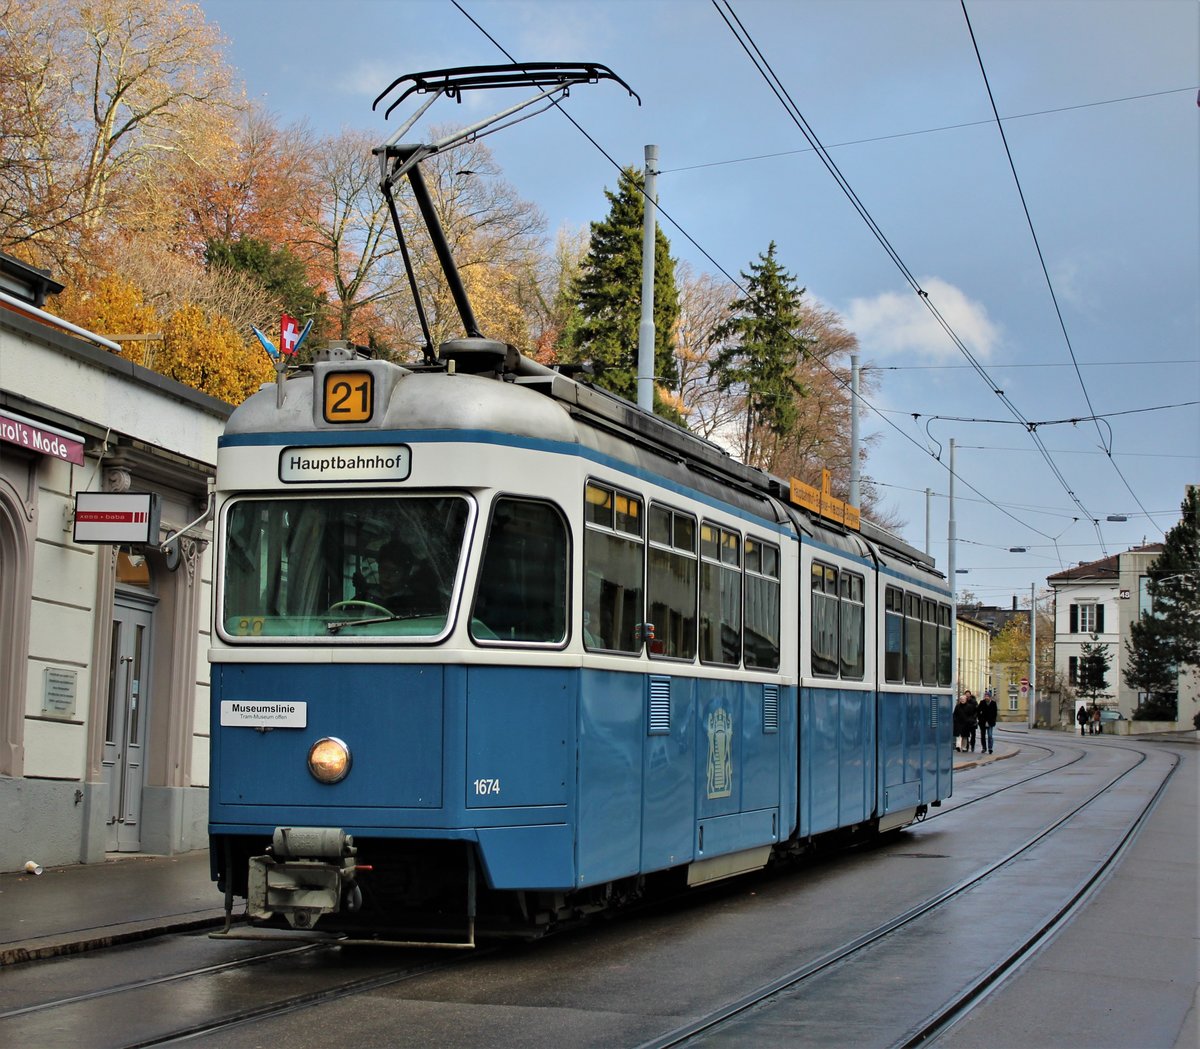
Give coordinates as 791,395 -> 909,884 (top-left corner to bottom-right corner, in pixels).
208,341 -> 954,946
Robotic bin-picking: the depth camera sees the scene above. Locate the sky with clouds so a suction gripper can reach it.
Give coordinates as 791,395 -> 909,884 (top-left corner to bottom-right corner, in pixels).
201,0 -> 1198,604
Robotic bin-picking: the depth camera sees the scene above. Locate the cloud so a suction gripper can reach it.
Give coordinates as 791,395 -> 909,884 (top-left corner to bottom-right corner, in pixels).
843,278 -> 1001,362
336,60 -> 400,100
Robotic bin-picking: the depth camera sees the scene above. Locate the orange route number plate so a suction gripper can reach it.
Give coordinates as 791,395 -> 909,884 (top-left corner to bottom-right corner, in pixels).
323,371 -> 374,423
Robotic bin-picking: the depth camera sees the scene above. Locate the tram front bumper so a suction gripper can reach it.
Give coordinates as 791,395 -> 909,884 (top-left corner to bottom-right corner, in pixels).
247,827 -> 361,930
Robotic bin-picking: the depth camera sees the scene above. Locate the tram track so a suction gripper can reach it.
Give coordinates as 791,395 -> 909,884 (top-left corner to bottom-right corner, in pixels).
2,736 -> 1183,1049
0,931 -> 491,1049
635,738 -> 1179,1049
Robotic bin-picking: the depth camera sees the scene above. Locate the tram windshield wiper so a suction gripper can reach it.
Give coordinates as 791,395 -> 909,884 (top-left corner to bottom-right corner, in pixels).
325,613 -> 434,634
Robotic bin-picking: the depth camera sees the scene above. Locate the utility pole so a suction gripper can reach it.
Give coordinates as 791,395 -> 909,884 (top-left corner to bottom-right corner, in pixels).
948,438 -> 957,697
1029,582 -> 1037,728
849,354 -> 861,508
637,144 -> 658,413
925,487 -> 932,555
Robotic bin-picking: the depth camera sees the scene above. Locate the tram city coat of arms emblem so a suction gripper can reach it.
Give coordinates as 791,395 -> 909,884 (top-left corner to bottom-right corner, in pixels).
706,707 -> 733,799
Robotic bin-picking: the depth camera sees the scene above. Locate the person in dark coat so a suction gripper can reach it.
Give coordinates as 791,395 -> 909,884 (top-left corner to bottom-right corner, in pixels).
953,694 -> 968,751
963,691 -> 979,752
978,690 -> 998,754
1076,704 -> 1089,736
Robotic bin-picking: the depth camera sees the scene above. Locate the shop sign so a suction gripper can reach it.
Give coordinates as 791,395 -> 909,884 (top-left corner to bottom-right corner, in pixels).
0,409 -> 85,465
73,492 -> 161,544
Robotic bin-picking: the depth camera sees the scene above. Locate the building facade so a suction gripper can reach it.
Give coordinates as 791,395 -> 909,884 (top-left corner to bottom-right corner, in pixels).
955,614 -> 990,702
0,254 -> 229,871
1045,543 -> 1200,728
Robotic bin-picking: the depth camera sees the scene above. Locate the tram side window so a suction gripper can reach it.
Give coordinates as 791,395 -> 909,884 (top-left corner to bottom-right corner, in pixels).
921,598 -> 938,684
938,602 -> 953,686
699,522 -> 741,666
904,591 -> 922,684
583,483 -> 644,652
471,498 -> 568,644
744,538 -> 780,670
884,586 -> 904,683
840,571 -> 866,679
811,562 -> 839,677
647,504 -> 697,660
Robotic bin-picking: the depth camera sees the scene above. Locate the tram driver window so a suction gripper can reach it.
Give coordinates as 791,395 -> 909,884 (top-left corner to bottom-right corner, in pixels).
471,498 -> 568,645
583,483 -> 644,653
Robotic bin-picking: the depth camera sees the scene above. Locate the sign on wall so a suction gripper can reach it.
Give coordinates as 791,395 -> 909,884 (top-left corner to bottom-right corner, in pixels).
73,492 -> 161,545
0,409 -> 86,465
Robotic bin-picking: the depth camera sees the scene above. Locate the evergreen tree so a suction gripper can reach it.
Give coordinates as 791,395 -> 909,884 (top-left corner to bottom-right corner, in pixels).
1146,486 -> 1200,669
1076,641 -> 1112,706
566,167 -> 680,418
205,237 -> 328,339
1124,610 -> 1178,718
708,242 -> 810,467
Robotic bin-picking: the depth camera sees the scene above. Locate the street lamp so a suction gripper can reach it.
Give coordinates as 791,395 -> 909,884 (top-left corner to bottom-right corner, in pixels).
1009,546 -> 1027,552
1106,514 -> 1128,522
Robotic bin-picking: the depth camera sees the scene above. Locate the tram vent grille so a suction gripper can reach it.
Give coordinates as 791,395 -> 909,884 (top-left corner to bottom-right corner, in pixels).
930,697 -> 939,728
763,685 -> 779,733
648,677 -> 671,734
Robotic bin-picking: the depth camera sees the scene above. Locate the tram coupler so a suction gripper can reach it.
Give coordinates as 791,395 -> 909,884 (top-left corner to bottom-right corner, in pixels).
247,827 -> 361,930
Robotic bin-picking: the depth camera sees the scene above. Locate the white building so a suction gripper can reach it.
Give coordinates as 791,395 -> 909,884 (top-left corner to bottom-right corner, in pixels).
1047,543 -> 1183,725
0,253 -> 230,871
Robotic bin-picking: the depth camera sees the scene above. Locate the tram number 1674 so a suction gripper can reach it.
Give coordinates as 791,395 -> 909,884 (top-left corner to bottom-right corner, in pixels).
473,778 -> 501,797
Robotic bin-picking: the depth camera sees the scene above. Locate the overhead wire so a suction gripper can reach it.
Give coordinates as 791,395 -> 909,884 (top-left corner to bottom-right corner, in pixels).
711,0 -> 1114,555
448,0 -> 1095,552
660,87 -> 1198,174
959,0 -> 1164,538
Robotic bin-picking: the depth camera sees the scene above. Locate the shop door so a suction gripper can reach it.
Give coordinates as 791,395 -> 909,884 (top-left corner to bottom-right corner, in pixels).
103,598 -> 154,852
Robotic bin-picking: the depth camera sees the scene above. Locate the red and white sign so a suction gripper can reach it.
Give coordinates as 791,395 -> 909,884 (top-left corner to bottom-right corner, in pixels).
280,313 -> 300,356
73,492 -> 160,544
0,410 -> 85,465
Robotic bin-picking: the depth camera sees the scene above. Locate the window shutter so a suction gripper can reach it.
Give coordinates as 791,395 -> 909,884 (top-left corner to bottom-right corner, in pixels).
1096,604 -> 1105,633
1069,604 -> 1078,633
1069,656 -> 1078,685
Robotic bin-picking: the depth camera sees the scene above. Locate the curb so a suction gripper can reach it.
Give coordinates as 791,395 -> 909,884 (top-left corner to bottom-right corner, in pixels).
0,908 -> 229,966
953,748 -> 1018,773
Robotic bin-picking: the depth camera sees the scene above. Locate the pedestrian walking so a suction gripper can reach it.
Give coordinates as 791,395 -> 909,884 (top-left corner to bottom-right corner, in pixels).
978,690 -> 998,754
953,693 -> 968,751
963,691 -> 979,752
1076,704 -> 1089,736
1091,705 -> 1101,735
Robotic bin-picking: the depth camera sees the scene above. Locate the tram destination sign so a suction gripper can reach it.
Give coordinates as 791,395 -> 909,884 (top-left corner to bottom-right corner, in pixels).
279,444 -> 411,484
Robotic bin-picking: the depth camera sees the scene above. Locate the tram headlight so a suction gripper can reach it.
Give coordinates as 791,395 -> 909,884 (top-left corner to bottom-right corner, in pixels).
307,737 -> 351,784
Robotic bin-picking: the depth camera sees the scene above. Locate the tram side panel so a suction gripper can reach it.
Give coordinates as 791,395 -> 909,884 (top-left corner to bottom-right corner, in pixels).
464,664 -> 578,890
640,673 -> 697,875
876,574 -> 955,824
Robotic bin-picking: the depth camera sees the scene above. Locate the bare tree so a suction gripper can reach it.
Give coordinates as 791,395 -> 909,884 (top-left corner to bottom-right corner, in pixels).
674,263 -> 741,440
299,129 -> 406,343
0,0 -> 243,269
374,133 -> 546,357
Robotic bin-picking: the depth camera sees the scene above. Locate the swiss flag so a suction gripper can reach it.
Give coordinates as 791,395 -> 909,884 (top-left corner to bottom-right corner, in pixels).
280,314 -> 300,356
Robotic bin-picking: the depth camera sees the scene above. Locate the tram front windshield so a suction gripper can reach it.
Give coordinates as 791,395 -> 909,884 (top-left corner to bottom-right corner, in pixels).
221,496 -> 470,639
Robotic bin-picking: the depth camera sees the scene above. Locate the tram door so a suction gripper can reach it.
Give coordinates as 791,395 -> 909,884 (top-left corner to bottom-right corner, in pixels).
103,597 -> 154,852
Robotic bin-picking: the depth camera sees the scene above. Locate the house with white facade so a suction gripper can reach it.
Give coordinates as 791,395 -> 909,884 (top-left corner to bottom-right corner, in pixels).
1046,543 -> 1192,727
0,252 -> 230,871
